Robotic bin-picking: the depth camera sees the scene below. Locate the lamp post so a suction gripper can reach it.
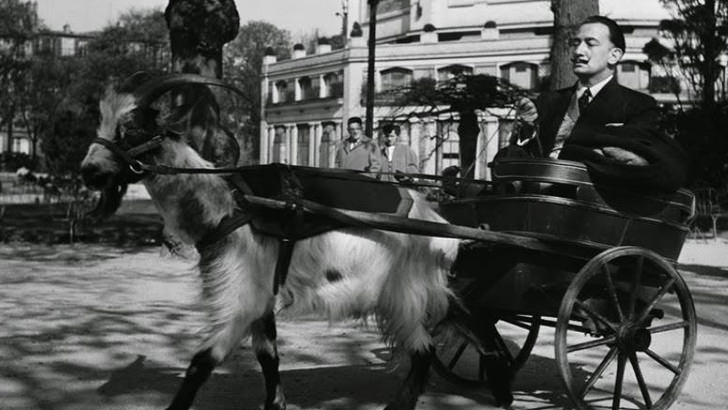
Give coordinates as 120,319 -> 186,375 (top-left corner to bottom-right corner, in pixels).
365,0 -> 379,142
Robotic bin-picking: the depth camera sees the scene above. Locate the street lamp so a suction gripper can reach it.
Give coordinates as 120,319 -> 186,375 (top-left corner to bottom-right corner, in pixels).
365,0 -> 379,142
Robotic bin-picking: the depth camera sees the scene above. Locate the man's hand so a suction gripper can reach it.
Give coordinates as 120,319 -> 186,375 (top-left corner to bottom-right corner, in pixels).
593,146 -> 649,166
515,97 -> 538,125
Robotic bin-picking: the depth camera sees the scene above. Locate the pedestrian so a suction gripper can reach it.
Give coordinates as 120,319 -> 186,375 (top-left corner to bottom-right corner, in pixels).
378,123 -> 419,182
334,116 -> 380,172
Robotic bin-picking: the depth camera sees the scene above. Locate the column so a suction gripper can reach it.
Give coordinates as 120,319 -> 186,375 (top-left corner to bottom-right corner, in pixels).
408,117 -> 422,170
294,77 -> 302,101
281,125 -> 291,164
288,124 -> 298,165
311,122 -> 321,167
332,122 -> 343,168
260,125 -> 269,164
481,115 -> 500,181
268,126 -> 275,164
319,74 -> 327,98
421,118 -> 438,175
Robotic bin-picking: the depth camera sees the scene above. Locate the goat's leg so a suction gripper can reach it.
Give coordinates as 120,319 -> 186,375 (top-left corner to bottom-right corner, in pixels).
165,320 -> 250,410
251,311 -> 286,410
384,347 -> 433,410
165,348 -> 218,410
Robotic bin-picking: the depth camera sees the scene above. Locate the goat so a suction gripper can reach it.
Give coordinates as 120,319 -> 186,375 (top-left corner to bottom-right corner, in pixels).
79,73 -> 465,410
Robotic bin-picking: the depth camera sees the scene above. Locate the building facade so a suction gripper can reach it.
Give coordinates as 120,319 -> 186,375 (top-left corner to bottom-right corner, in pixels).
261,0 -> 679,178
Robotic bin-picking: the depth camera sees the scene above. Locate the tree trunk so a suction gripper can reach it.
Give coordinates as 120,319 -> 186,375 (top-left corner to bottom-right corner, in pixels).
164,0 -> 241,167
549,0 -> 599,90
700,0 -> 717,110
457,110 -> 479,178
162,0 -> 241,257
164,0 -> 240,78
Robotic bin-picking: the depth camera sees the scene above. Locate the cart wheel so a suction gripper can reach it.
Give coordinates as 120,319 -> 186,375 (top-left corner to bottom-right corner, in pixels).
432,312 -> 540,388
555,246 -> 697,410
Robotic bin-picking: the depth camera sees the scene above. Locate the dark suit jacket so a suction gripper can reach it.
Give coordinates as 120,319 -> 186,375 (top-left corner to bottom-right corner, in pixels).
518,78 -> 659,156
509,78 -> 688,192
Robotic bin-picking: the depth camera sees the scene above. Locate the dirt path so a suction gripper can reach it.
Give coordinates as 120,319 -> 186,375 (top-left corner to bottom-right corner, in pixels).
1,241 -> 727,410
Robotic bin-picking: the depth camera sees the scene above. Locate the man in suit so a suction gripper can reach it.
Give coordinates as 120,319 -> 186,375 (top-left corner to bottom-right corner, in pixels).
509,15 -> 687,191
335,116 -> 381,172
378,123 -> 419,182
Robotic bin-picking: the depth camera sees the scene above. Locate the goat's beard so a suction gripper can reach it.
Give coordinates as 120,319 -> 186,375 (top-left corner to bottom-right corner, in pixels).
87,178 -> 128,220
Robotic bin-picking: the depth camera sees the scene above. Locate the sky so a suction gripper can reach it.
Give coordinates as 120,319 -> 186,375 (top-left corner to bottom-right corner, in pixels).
35,0 -> 345,38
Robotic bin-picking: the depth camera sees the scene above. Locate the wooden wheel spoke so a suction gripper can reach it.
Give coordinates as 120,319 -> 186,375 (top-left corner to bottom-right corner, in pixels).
478,354 -> 486,382
447,341 -> 469,370
567,335 -> 617,353
602,263 -> 625,322
629,353 -> 653,408
579,346 -> 618,398
575,300 -> 617,332
499,316 -> 534,331
612,353 -> 627,410
649,321 -> 689,335
628,255 -> 644,319
645,348 -> 679,374
489,328 -> 514,365
637,278 -> 677,324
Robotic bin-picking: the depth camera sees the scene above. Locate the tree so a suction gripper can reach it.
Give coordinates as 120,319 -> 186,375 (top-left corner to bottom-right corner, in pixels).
650,0 -> 728,108
222,21 -> 291,162
388,74 -> 527,178
0,0 -> 39,154
549,0 -> 599,90
20,54 -> 79,163
41,8 -> 170,176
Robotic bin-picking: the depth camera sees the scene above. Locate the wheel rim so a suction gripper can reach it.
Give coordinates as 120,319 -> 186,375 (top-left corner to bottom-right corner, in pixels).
433,313 -> 541,388
555,246 -> 697,410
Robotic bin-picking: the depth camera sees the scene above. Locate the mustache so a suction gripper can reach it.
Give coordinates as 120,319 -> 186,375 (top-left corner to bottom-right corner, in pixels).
86,180 -> 128,220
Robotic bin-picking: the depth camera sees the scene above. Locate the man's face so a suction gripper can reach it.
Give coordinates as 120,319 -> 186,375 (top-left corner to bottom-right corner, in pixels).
347,122 -> 362,141
571,23 -> 623,84
384,129 -> 397,147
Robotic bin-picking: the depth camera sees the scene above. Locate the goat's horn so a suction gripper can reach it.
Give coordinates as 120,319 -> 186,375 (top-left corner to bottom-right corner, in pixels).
133,73 -> 245,107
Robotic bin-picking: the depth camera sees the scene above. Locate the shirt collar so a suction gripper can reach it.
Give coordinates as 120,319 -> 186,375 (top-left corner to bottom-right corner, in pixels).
577,75 -> 613,99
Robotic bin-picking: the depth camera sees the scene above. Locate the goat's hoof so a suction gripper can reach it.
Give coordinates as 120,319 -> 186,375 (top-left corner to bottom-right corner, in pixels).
263,401 -> 287,410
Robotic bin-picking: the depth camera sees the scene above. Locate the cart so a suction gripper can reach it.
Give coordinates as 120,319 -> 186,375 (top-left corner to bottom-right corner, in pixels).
234,158 -> 696,410
431,158 -> 696,410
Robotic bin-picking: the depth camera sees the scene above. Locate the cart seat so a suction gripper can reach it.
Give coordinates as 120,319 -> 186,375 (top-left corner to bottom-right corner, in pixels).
439,158 -> 694,260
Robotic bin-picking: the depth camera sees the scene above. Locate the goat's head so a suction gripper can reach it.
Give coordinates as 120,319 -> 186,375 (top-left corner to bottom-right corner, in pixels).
80,72 -> 243,218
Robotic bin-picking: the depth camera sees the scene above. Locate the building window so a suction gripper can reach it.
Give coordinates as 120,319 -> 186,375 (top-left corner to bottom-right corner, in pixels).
297,124 -> 310,166
500,62 -> 538,90
323,72 -> 343,98
438,121 -> 460,173
319,122 -> 337,168
437,64 -> 473,83
298,76 -> 314,100
380,67 -> 413,91
274,81 -> 288,103
617,61 -> 650,91
272,126 -> 287,163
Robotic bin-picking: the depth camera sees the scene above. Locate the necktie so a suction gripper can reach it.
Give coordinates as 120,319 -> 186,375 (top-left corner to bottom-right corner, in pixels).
578,88 -> 592,114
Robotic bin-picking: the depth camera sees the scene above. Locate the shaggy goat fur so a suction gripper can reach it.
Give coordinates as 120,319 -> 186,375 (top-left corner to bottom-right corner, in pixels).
81,86 -> 461,409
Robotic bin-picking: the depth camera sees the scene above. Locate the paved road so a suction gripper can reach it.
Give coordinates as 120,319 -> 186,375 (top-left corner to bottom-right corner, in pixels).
1,241 -> 726,410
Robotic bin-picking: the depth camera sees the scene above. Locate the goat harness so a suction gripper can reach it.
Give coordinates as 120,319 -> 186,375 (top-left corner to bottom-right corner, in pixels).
92,134 -> 417,294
